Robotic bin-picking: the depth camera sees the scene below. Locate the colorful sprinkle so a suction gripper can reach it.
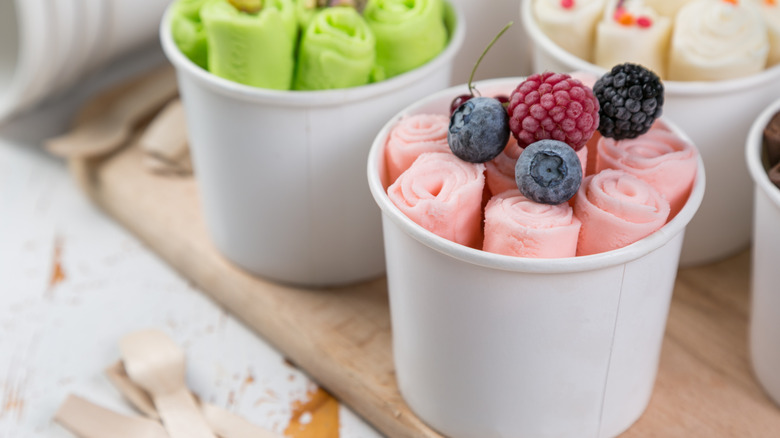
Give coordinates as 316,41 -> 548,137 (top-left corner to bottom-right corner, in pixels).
637,16 -> 652,28
614,8 -> 635,26
561,0 -> 575,8
723,0 -> 738,5
766,0 -> 776,6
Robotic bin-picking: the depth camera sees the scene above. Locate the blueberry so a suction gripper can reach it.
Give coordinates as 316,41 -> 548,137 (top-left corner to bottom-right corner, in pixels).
448,97 -> 510,163
515,140 -> 582,205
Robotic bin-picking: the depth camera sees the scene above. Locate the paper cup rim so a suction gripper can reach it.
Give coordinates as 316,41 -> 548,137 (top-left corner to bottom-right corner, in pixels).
746,99 -> 780,206
519,0 -> 780,96
159,1 -> 466,107
367,77 -> 706,274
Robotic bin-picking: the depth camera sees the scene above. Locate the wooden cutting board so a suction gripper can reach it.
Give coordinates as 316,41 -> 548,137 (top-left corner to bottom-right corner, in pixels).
68,141 -> 780,438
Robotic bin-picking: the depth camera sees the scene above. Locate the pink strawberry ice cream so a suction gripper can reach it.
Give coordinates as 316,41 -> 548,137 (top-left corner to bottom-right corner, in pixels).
385,114 -> 451,183
596,121 -> 698,217
483,189 -> 582,258
485,138 -> 588,197
387,152 -> 485,249
574,169 -> 671,256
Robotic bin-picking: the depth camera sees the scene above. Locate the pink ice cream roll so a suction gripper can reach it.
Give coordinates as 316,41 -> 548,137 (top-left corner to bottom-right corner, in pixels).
387,152 -> 486,249
384,113 -> 451,184
574,169 -> 670,256
485,137 -> 588,196
596,123 -> 697,218
483,189 -> 582,258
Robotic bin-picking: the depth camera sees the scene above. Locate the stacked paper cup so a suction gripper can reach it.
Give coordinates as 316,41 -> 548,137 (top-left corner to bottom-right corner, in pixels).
0,0 -> 169,123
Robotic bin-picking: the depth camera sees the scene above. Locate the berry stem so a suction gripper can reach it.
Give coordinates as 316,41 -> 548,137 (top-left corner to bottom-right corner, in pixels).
467,21 -> 514,97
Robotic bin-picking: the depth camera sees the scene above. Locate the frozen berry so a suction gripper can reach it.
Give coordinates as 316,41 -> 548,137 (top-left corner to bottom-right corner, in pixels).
450,94 -> 472,115
507,72 -> 599,151
593,63 -> 663,140
515,139 -> 582,205
449,97 -> 510,163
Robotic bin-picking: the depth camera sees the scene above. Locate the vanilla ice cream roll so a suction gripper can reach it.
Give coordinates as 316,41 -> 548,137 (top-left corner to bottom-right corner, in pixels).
644,0 -> 696,17
668,0 -> 769,81
533,0 -> 608,62
594,0 -> 672,78
749,0 -> 780,66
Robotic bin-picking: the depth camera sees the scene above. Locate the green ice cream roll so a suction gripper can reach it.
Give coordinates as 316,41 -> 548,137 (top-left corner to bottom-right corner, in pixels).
170,0 -> 210,69
293,7 -> 376,90
295,0 -> 368,29
201,0 -> 298,90
363,0 -> 447,78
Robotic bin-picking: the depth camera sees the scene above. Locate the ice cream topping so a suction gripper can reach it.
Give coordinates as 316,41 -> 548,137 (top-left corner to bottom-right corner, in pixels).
385,65 -> 698,258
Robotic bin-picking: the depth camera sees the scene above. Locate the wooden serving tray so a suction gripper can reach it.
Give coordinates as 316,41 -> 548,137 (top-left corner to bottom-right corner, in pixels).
69,141 -> 780,437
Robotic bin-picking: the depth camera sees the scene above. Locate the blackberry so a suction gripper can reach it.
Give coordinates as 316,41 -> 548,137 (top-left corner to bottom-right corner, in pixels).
593,63 -> 664,140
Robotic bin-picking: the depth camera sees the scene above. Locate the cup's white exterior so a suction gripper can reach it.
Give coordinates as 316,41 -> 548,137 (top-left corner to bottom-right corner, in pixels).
0,0 -> 169,123
447,0 -> 531,83
161,4 -> 465,287
746,99 -> 780,407
368,78 -> 705,438
520,0 -> 780,266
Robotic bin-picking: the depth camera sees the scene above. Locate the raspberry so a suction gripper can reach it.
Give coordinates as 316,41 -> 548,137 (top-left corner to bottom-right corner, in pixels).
593,63 -> 664,140
507,72 -> 599,151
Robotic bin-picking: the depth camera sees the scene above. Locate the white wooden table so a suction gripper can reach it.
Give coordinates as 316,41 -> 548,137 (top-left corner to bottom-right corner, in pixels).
0,48 -> 382,438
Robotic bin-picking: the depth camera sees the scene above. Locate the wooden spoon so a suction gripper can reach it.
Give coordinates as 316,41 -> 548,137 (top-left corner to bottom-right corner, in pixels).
120,329 -> 216,438
46,67 -> 178,158
55,394 -> 168,438
106,360 -> 283,438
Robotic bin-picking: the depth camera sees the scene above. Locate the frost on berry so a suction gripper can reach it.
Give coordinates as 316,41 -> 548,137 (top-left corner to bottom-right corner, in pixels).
507,72 -> 600,151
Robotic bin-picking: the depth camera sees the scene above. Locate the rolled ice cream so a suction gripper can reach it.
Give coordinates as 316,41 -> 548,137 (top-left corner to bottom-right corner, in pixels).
385,114 -> 451,184
363,0 -> 448,78
574,169 -> 670,255
387,152 -> 485,248
483,189 -> 582,258
293,7 -> 376,90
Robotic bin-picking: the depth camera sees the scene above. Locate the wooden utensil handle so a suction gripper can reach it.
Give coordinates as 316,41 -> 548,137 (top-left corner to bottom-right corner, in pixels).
155,388 -> 217,438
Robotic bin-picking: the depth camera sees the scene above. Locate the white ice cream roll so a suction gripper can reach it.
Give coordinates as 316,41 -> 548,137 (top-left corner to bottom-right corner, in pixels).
594,0 -> 672,78
533,0 -> 608,62
644,0 -> 696,17
668,0 -> 769,81
748,0 -> 780,66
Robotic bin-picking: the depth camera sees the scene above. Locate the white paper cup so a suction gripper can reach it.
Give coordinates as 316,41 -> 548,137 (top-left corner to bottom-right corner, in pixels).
520,0 -> 780,266
746,99 -> 780,407
367,78 -> 705,438
160,3 -> 465,287
447,0 -> 531,83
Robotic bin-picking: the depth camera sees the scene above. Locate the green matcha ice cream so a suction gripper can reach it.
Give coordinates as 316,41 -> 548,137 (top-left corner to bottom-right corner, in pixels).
293,7 -> 376,90
363,0 -> 447,78
200,0 -> 298,89
295,0 -> 368,30
170,0 -> 210,69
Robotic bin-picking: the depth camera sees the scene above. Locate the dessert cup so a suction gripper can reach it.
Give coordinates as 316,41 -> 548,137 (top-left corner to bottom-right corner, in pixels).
521,0 -> 780,266
367,78 -> 705,438
745,98 -> 780,407
160,2 -> 464,287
